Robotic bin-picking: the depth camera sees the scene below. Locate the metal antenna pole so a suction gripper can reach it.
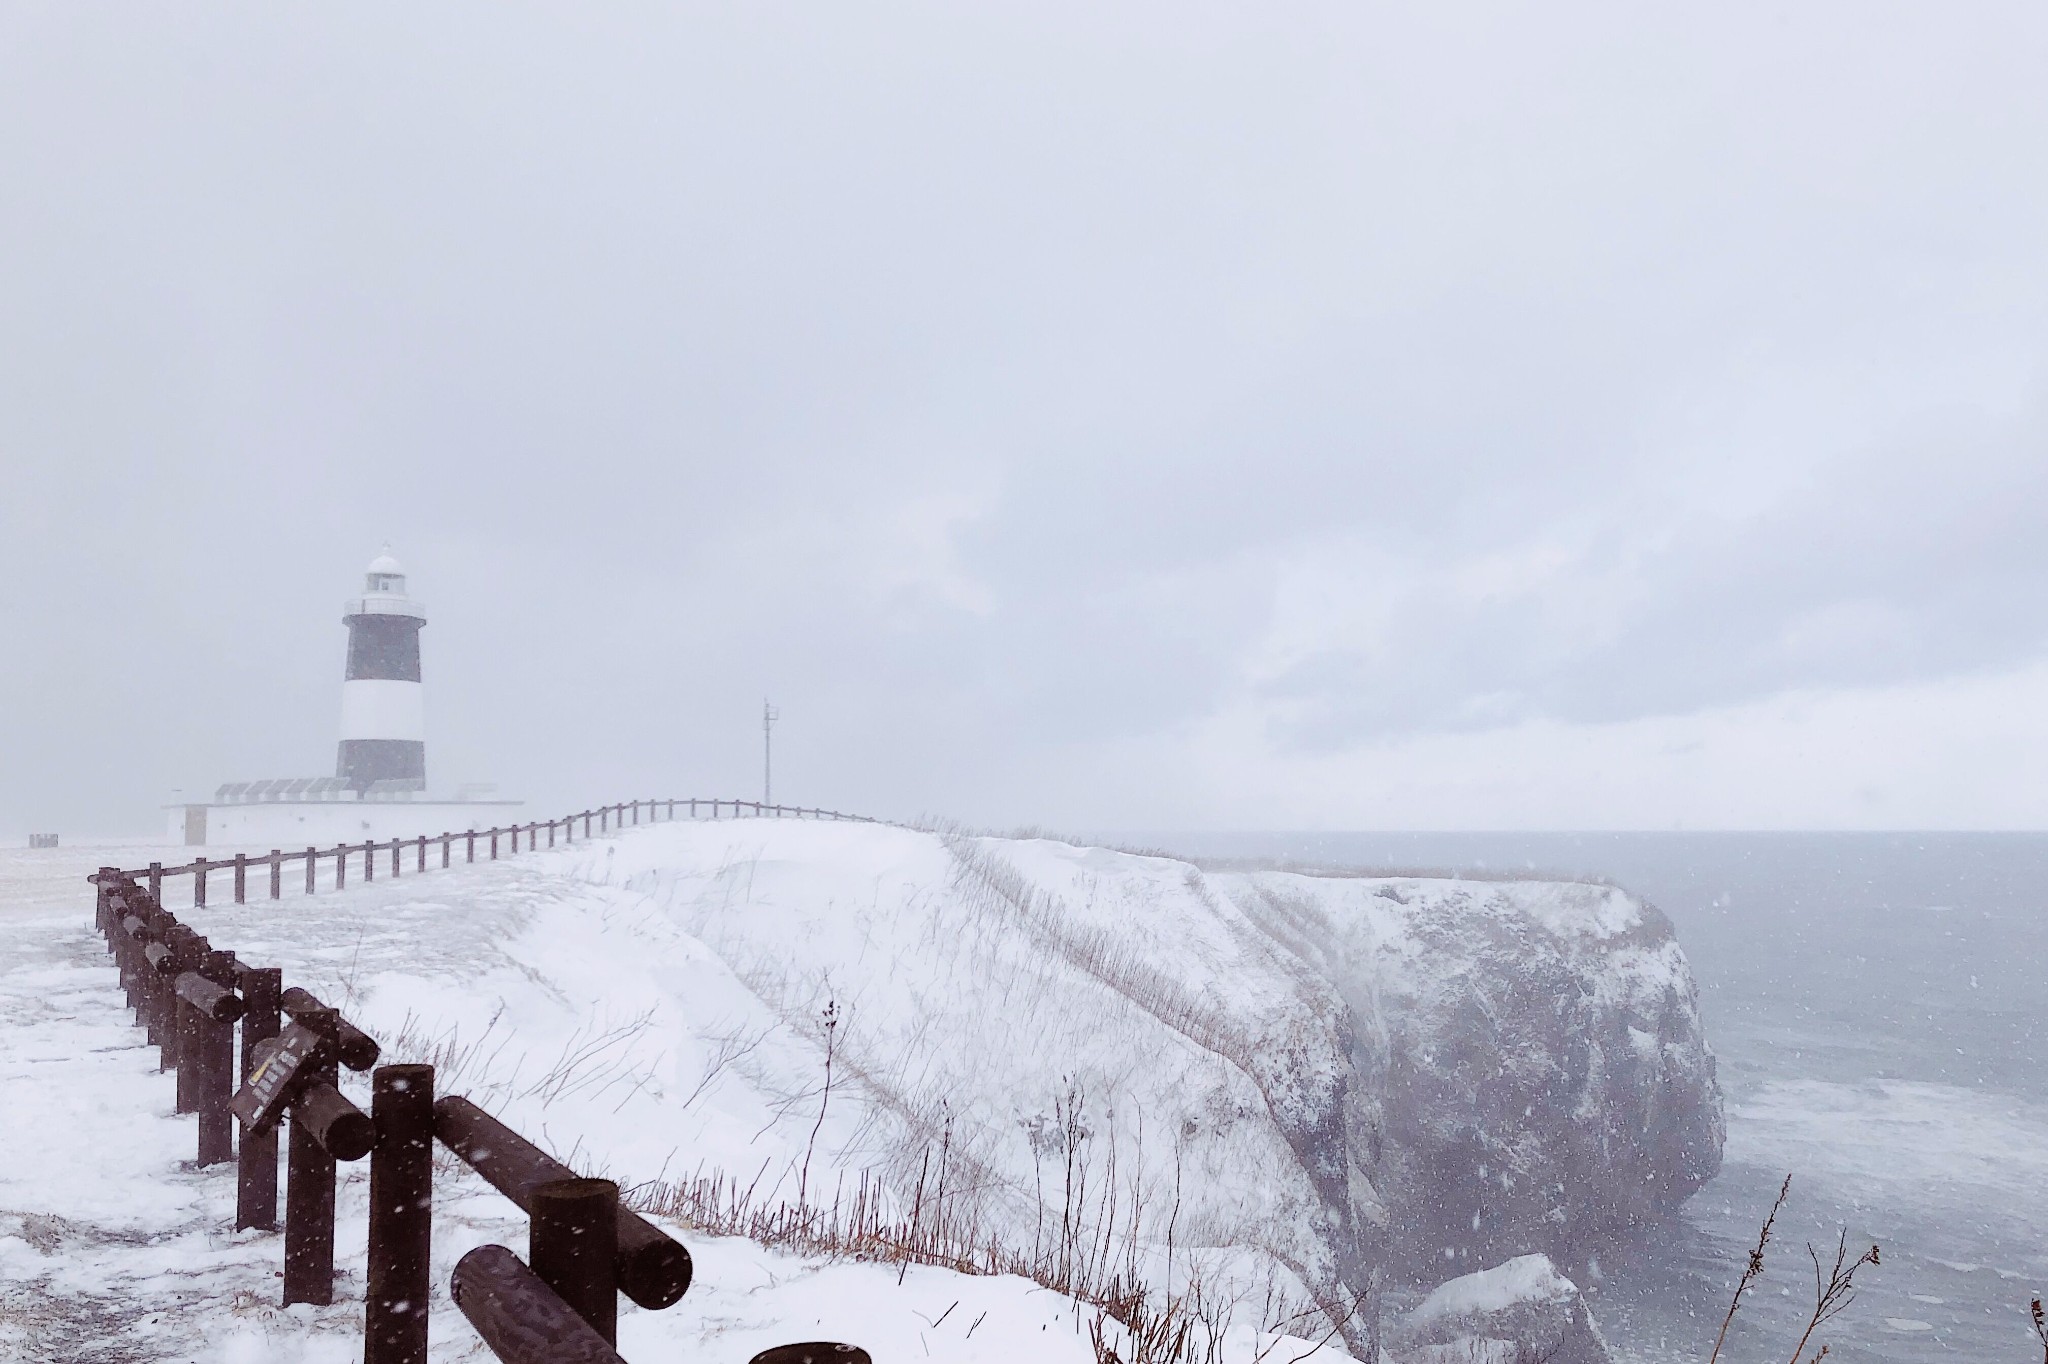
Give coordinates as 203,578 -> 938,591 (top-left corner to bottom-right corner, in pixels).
763,700 -> 779,806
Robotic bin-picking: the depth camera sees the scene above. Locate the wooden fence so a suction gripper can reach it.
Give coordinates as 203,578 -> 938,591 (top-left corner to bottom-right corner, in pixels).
88,810 -> 872,1364
120,797 -> 878,910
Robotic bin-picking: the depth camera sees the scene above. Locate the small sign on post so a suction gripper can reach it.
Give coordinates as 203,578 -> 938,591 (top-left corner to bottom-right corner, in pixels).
230,1022 -> 329,1136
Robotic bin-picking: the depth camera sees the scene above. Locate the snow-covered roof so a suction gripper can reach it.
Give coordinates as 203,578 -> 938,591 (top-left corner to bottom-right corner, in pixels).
367,550 -> 405,577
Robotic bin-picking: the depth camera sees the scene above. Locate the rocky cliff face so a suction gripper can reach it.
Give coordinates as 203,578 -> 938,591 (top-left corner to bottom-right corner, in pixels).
1220,872 -> 1725,1275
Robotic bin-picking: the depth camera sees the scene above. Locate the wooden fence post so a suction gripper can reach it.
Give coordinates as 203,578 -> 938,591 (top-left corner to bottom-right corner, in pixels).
531,1178 -> 620,1344
281,1012 -> 377,1307
237,966 -> 283,1231
490,829 -> 499,860
145,926 -> 174,1055
270,852 -> 282,899
365,841 -> 375,883
194,949 -> 241,1165
304,848 -> 316,895
442,834 -> 451,868
467,831 -> 476,863
195,858 -> 209,908
417,836 -> 427,873
234,854 -> 247,903
170,927 -> 204,1102
284,1059 -> 339,1306
366,1064 -> 436,1364
336,845 -> 347,890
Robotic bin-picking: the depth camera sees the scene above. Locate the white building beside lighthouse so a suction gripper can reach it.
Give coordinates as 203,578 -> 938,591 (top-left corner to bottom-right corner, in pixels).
168,550 -> 520,845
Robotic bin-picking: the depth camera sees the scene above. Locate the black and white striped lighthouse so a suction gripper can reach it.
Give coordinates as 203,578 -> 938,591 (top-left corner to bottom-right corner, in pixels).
337,548 -> 427,792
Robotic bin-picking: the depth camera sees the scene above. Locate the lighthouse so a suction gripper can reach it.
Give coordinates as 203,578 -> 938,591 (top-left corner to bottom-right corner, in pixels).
167,548 -> 520,845
337,548 -> 427,792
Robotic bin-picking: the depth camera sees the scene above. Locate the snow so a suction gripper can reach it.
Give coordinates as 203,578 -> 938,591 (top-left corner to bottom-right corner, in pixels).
0,832 -> 1364,1362
2,821 -> 1707,1361
1402,1254 -> 1575,1327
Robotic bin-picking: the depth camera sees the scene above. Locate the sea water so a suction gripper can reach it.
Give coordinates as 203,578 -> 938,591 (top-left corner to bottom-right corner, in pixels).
1141,832 -> 2048,1364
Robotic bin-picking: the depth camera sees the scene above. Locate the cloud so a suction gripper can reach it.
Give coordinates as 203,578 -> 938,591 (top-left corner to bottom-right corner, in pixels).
1,3 -> 2044,831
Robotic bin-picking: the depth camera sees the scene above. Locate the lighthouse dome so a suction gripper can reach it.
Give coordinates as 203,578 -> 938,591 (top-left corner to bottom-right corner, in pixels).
364,547 -> 409,596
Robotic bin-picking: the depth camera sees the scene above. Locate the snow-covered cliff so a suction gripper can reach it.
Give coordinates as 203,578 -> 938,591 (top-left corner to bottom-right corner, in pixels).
534,823 -> 1721,1353
185,819 -> 1719,1359
1228,869 -> 1725,1274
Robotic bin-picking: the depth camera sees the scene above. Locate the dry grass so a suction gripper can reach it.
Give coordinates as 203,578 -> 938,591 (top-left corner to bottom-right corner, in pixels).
638,1117 -> 1257,1364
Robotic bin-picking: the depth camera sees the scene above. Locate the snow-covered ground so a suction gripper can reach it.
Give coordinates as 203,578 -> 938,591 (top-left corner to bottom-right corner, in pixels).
0,831 -> 1361,1364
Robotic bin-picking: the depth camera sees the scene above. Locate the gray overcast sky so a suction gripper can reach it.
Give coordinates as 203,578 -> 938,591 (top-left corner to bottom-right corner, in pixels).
3,3 -> 2045,835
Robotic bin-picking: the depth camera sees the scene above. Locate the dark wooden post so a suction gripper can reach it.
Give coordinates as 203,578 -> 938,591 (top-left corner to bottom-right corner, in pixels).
584,812 -> 593,837
195,857 -> 209,908
149,861 -> 163,900
306,847 -> 317,895
366,1064 -> 435,1364
170,927 -> 205,1102
490,830 -> 499,860
391,838 -> 401,878
441,834 -> 451,868
467,831 -> 476,863
336,845 -> 347,889
531,1178 -> 620,1344
365,840 -> 375,882
194,949 -> 241,1165
417,836 -> 427,873
270,852 -> 283,899
548,821 -> 556,848
284,1026 -> 340,1307
234,854 -> 247,904
142,928 -> 171,1050
237,966 -> 283,1230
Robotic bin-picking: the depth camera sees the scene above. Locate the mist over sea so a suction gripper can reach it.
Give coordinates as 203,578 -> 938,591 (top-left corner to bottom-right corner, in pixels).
1129,831 -> 2048,1364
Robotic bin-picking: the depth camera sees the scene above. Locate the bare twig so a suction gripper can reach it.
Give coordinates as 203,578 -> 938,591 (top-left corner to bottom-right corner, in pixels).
1708,1174 -> 1791,1364
1784,1231 -> 1878,1364
798,999 -> 838,1209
